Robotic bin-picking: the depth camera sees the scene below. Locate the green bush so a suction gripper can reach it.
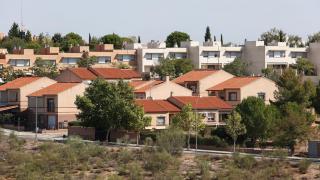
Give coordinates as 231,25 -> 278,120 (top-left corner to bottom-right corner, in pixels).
117,148 -> 134,164
127,161 -> 143,180
156,128 -> 185,156
232,154 -> 257,169
8,132 -> 25,150
190,135 -> 228,148
196,159 -> 211,180
107,174 -> 125,180
143,151 -> 173,174
298,159 -> 312,174
68,121 -> 83,126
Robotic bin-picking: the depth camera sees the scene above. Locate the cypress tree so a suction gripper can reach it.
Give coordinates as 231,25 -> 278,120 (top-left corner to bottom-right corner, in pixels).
220,34 -> 224,46
138,36 -> 141,43
204,26 -> 212,42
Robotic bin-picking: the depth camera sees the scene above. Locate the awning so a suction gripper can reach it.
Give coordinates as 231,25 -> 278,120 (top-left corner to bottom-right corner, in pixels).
0,105 -> 19,112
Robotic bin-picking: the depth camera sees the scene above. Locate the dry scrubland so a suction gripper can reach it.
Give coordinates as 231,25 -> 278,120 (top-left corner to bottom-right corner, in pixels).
0,131 -> 320,180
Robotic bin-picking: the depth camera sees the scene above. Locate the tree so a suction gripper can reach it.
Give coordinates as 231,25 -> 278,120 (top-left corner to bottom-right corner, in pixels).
165,31 -> 190,47
89,36 -> 99,50
287,35 -> 304,47
261,67 -> 280,82
204,26 -> 212,42
0,66 -> 25,82
171,104 -> 205,150
8,22 -> 20,39
213,36 -> 217,42
225,111 -> 246,152
220,34 -> 224,46
312,81 -> 320,114
308,32 -> 320,44
260,28 -> 286,45
236,97 -> 271,146
223,58 -> 249,76
138,36 -> 141,43
295,58 -> 315,75
37,33 -> 44,45
75,79 -> 151,143
62,32 -> 84,51
100,33 -> 123,49
273,102 -> 314,155
25,30 -> 32,42
274,68 -> 316,107
77,51 -> 97,67
153,58 -> 193,79
51,33 -> 63,46
30,58 -> 59,79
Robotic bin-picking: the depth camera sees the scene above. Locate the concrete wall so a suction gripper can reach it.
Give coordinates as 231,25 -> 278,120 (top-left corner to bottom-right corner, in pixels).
241,78 -> 277,104
145,113 -> 171,129
199,70 -> 234,96
144,81 -> 192,100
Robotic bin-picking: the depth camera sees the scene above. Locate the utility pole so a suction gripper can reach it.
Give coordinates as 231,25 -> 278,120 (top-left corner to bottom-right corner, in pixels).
35,96 -> 38,141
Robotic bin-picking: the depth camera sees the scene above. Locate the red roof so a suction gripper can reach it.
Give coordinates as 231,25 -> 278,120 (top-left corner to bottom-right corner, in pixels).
69,68 -> 97,80
207,77 -> 260,91
28,83 -> 79,96
0,77 -> 42,91
135,100 -> 180,113
130,80 -> 164,93
169,96 -> 232,110
89,68 -> 141,79
173,69 -> 219,84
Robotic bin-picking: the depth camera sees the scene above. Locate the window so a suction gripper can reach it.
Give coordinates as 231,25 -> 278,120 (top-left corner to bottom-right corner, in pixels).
42,60 -> 56,65
257,92 -> 266,101
145,53 -> 164,60
202,51 -> 220,58
156,116 -> 166,126
97,56 -> 111,64
9,59 -> 30,67
62,58 -> 80,64
207,113 -> 215,122
225,51 -> 241,58
8,91 -> 18,102
117,55 -> 135,62
169,52 -> 187,59
291,52 -> 306,58
228,92 -> 237,101
47,98 -> 55,112
269,51 -> 285,58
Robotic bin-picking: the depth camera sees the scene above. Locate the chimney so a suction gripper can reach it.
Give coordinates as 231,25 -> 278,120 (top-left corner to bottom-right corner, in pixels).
165,76 -> 170,82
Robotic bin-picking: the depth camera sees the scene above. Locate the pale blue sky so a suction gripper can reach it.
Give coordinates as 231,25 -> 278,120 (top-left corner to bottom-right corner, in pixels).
1,0 -> 320,44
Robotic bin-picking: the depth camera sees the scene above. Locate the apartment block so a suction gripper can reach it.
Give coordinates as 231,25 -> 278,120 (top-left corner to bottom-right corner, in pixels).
0,44 -> 138,73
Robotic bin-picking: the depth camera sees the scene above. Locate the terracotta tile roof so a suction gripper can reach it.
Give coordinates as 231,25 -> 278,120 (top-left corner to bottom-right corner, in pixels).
207,77 -> 260,91
69,68 -> 97,80
89,68 -> 141,79
173,69 -> 219,84
135,100 -> 180,113
169,96 -> 232,110
0,77 -> 42,91
130,80 -> 164,93
28,83 -> 79,96
129,80 -> 150,88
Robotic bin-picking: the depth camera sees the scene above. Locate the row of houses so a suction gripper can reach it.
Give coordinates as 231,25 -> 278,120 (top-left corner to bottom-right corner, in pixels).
0,67 -> 277,131
1,40 -> 320,76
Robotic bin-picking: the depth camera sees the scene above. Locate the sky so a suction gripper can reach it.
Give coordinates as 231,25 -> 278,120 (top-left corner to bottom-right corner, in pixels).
1,0 -> 320,44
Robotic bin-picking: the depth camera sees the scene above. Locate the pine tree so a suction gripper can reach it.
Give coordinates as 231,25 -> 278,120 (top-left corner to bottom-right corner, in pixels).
220,34 -> 224,46
8,22 -> 20,39
25,30 -> 32,42
204,26 -> 212,42
138,36 -> 141,43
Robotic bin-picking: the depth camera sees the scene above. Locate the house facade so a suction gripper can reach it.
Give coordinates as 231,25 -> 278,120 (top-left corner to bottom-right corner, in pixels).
207,77 -> 277,106
27,82 -> 87,130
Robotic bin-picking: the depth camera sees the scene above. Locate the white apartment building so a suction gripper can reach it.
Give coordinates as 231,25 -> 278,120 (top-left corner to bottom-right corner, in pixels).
181,41 -> 242,70
126,41 -> 187,72
242,41 -> 308,75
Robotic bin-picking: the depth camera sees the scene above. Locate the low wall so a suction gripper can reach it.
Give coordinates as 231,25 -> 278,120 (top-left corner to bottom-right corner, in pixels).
110,130 -> 138,143
68,126 -> 95,141
2,124 -> 25,131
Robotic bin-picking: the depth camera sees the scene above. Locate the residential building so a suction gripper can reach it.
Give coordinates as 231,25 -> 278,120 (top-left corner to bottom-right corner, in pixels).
0,77 -> 56,112
207,76 -> 277,106
0,44 -> 138,73
0,32 -> 5,41
27,82 -> 87,130
56,67 -> 142,83
135,99 -> 180,129
168,96 -> 233,126
182,41 -> 242,70
308,43 -> 320,76
173,69 -> 234,96
126,41 -> 187,73
242,41 -> 308,75
130,76 -> 192,99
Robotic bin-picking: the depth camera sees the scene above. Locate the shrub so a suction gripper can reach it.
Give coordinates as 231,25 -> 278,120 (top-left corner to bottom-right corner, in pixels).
232,154 -> 257,169
0,129 -> 3,142
127,161 -> 143,180
117,148 -> 133,163
143,151 -> 173,174
107,174 -> 125,180
190,135 -> 228,148
68,121 -> 82,126
196,159 -> 211,180
298,159 -> 312,174
156,128 -> 185,156
8,132 -> 25,150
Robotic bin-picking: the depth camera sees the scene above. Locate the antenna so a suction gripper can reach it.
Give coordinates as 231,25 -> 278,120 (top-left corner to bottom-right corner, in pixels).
20,0 -> 25,32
